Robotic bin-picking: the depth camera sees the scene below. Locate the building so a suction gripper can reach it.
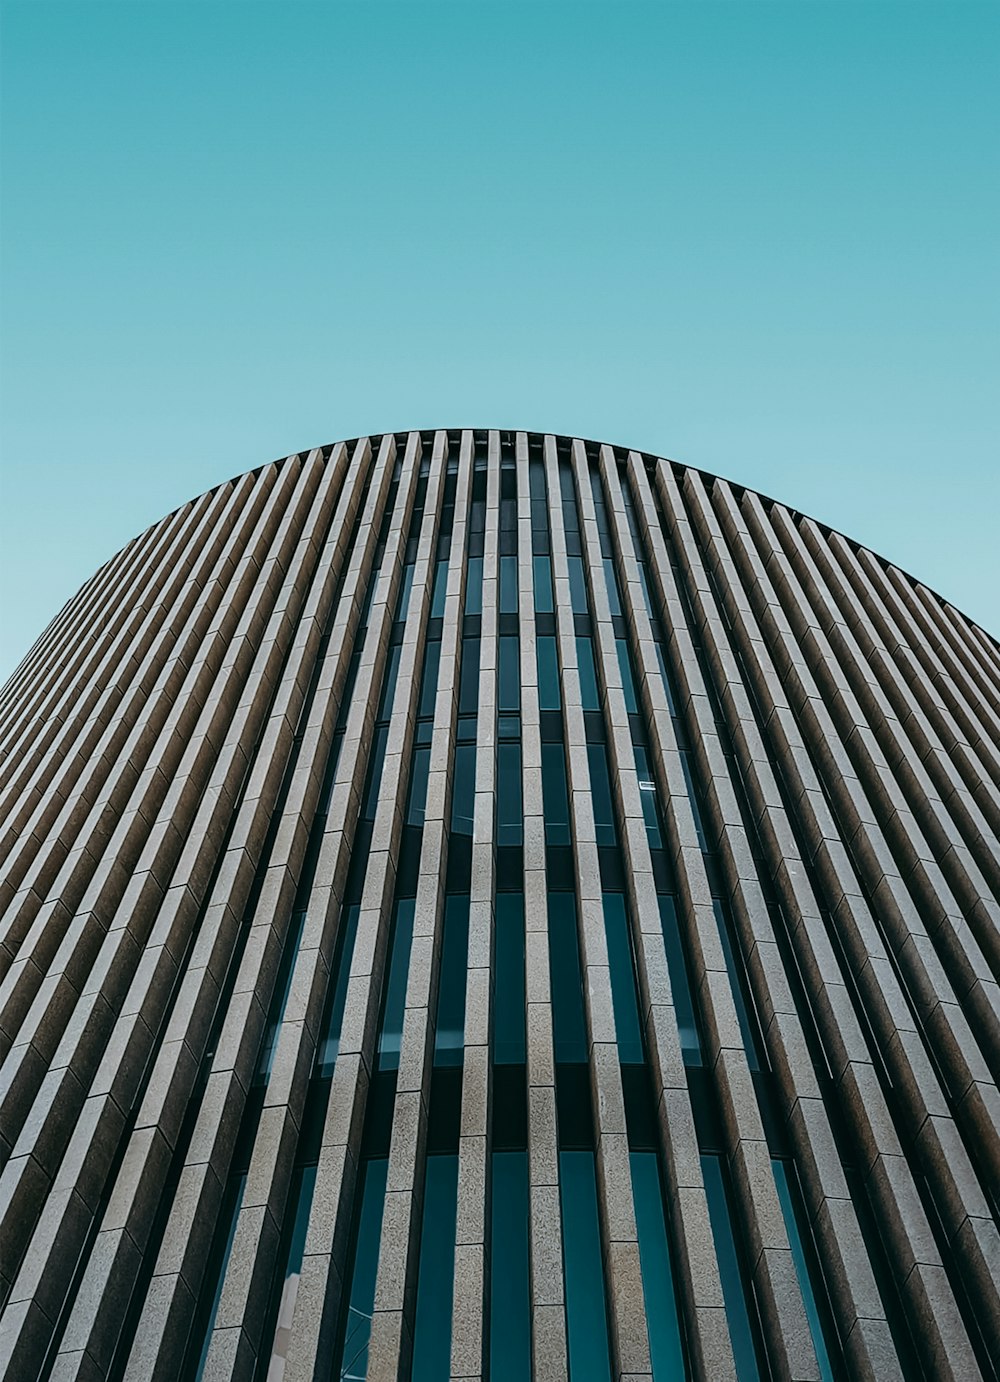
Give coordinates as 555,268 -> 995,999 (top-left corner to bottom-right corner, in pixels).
0,430 -> 998,1382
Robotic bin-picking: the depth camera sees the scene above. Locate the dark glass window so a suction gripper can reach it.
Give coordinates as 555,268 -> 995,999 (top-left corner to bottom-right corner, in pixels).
315,903 -> 361,1076
459,638 -> 481,716
587,743 -> 617,846
617,639 -> 639,714
362,726 -> 389,819
497,742 -> 523,847
548,893 -> 587,1062
466,557 -> 484,615
418,640 -> 441,719
603,558 -> 622,616
679,750 -> 708,850
701,1153 -> 762,1381
192,1172 -> 247,1380
495,893 -> 526,1063
451,743 -> 477,836
577,637 -> 600,711
537,636 -> 562,711
490,1151 -> 531,1379
499,636 -> 521,713
655,643 -> 677,715
431,558 -> 449,617
263,1163 -> 317,1376
533,554 -> 554,612
500,555 -> 519,613
541,742 -> 571,846
407,745 -> 431,827
335,1157 -> 389,1381
631,1151 -> 686,1381
378,899 -> 414,1071
568,556 -> 589,614
435,895 -> 469,1066
397,564 -> 416,623
602,894 -> 643,1064
773,1159 -> 836,1382
411,1155 -> 459,1380
379,642 -> 402,715
658,895 -> 702,1065
634,745 -> 663,850
256,909 -> 307,1081
560,1151 -> 612,1382
713,900 -> 764,1071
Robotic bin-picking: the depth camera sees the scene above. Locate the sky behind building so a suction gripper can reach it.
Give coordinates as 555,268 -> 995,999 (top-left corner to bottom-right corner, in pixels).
1,0 -> 997,681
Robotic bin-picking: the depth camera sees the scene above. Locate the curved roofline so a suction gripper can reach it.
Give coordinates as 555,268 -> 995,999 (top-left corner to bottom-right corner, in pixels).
132,427 -> 1000,650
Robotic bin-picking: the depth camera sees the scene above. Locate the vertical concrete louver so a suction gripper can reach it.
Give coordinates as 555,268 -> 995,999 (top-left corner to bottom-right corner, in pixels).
1,431 -> 998,1382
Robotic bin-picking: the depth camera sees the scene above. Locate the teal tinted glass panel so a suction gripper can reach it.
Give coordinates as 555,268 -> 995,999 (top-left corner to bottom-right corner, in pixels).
264,1163 -> 317,1377
541,742 -> 571,845
548,893 -> 587,1062
560,1151 -> 613,1382
495,893 -> 526,1063
378,643 -> 402,718
634,745 -> 663,849
617,639 -> 638,713
407,745 -> 431,827
638,562 -> 654,616
397,564 -> 415,623
678,750 -> 708,850
537,636 -> 562,711
657,896 -> 701,1064
490,1151 -> 531,1380
434,895 -> 469,1066
497,742 -> 523,846
451,743 -> 477,836
568,556 -> 589,614
193,1172 -> 247,1381
773,1160 -> 835,1382
713,900 -> 763,1071
459,638 -> 481,715
257,909 -> 307,1082
431,558 -> 449,617
577,637 -> 600,711
336,1157 -> 389,1381
499,636 -> 521,712
603,559 -> 622,615
701,1154 -> 761,1382
378,899 -> 414,1071
655,643 -> 677,715
533,555 -> 554,612
315,903 -> 361,1075
418,640 -> 441,718
630,1151 -> 686,1381
500,555 -> 519,613
587,743 -> 617,846
602,894 -> 643,1064
466,557 -> 484,615
411,1155 -> 459,1381
362,726 -> 389,819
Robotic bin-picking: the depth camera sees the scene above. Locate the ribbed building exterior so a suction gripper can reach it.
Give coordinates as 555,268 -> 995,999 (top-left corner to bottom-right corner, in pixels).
1,430 -> 998,1382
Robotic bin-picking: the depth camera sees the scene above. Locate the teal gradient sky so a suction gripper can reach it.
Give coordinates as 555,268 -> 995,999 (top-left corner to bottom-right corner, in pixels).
2,1 -> 997,682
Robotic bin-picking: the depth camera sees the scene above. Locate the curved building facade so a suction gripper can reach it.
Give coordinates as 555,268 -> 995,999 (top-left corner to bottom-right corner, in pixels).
1,430 -> 999,1382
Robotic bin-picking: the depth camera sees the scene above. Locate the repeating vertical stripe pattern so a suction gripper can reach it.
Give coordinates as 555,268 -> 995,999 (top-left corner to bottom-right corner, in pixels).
1,432 -> 998,1382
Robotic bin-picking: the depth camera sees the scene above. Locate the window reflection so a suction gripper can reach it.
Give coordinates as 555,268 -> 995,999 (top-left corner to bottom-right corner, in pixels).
263,1164 -> 317,1381
490,1151 -> 531,1378
335,1158 -> 389,1381
377,899 -> 414,1070
411,1155 -> 459,1380
701,1154 -> 762,1381
560,1151 -> 612,1382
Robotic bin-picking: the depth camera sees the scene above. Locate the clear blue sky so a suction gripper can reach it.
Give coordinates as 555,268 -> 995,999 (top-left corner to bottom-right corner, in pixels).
2,1 -> 997,682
